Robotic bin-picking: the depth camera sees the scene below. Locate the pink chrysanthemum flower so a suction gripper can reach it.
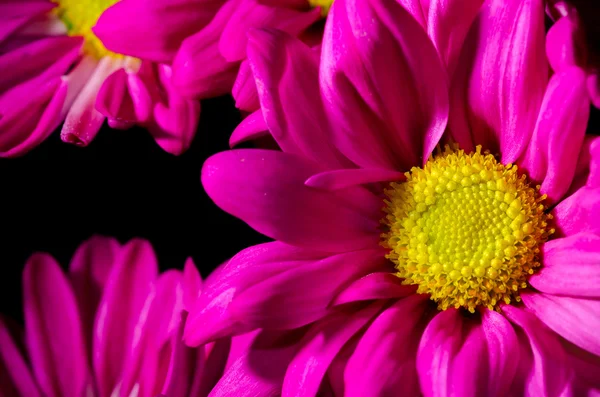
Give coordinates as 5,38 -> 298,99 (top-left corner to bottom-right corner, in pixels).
187,0 -> 600,395
0,236 -> 245,397
97,0 -> 333,113
0,0 -> 204,157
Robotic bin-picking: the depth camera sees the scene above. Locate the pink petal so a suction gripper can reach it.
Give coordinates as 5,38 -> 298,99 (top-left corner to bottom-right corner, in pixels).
231,249 -> 387,329
425,0 -> 483,75
229,109 -> 268,148
282,302 -> 384,397
562,339 -> 600,394
93,0 -> 222,63
552,187 -> 600,237
0,318 -> 41,397
0,78 -> 66,157
93,239 -> 158,397
450,0 -> 548,163
0,1 -> 55,44
572,136 -> 600,191
247,28 -> 352,169
161,312 -> 197,397
68,235 -> 121,350
502,304 -> 574,396
183,258 -> 202,312
0,36 -> 81,93
530,233 -> 600,297
190,338 -> 231,396
232,59 -> 260,112
201,149 -> 381,252
95,68 -> 137,124
184,242 -> 327,346
522,291 -> 600,356
320,0 -> 449,170
588,74 -> 600,109
332,272 -> 417,306
150,64 -> 201,156
219,0 -> 320,62
344,295 -> 429,397
210,330 -> 305,397
417,308 -> 519,397
171,0 -> 240,99
23,253 -> 89,397
61,57 -> 123,147
305,168 -> 405,191
546,12 -> 587,73
517,67 -> 589,203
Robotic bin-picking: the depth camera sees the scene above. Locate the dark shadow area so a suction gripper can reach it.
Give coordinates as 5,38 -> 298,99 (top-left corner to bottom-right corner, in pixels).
0,96 -> 269,322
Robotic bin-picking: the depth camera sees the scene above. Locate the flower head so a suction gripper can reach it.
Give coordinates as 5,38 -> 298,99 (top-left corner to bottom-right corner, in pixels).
189,0 -> 600,395
0,236 -> 240,397
0,0 -> 203,157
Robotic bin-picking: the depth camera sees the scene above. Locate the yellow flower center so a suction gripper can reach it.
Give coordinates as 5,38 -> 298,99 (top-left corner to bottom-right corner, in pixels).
308,0 -> 334,16
382,145 -> 553,313
52,0 -> 120,59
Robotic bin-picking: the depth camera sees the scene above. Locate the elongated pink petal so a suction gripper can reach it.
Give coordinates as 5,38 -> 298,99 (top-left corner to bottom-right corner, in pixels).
201,149 -> 381,252
530,233 -> 600,297
572,136 -> 600,190
232,60 -> 260,112
68,236 -> 120,349
171,0 -> 239,99
546,12 -> 587,73
247,29 -> 352,169
161,312 -> 196,397
0,36 -> 80,92
305,168 -> 405,191
282,302 -> 384,397
190,338 -> 231,397
150,64 -> 201,155
95,68 -> 137,124
562,339 -> 600,394
94,0 -> 222,63
425,0 -> 483,75
0,318 -> 41,397
0,1 -> 55,44
93,239 -> 158,397
418,308 -> 519,397
344,295 -> 429,397
522,291 -> 600,356
231,249 -> 387,329
23,254 -> 89,397
321,0 -> 448,170
183,258 -> 202,312
210,330 -> 305,397
518,67 -> 589,203
552,187 -> 600,237
62,57 -> 123,147
229,110 -> 268,148
185,242 -> 327,346
450,0 -> 548,162
332,272 -> 417,306
502,304 -> 573,396
219,0 -> 320,62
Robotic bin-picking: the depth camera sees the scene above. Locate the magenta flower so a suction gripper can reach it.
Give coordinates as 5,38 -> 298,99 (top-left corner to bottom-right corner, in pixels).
188,0 -> 600,395
0,0 -> 204,157
0,236 -> 240,397
97,0 -> 333,113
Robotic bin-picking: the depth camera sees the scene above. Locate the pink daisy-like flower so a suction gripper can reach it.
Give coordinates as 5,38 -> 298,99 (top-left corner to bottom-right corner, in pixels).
187,0 -> 600,395
97,0 -> 333,113
0,236 -> 244,397
0,0 -> 205,157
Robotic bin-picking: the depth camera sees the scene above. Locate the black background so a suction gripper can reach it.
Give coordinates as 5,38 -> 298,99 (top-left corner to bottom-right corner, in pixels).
0,96 -> 268,323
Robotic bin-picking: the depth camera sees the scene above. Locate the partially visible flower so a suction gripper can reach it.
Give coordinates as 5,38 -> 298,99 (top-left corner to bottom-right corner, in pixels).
95,0 -> 333,114
0,236 -> 237,397
0,0 -> 204,157
186,0 -> 600,395
546,0 -> 600,108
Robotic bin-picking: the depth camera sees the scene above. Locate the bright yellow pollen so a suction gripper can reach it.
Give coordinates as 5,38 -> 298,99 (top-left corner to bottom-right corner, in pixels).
308,0 -> 334,16
52,0 -> 119,59
382,145 -> 554,313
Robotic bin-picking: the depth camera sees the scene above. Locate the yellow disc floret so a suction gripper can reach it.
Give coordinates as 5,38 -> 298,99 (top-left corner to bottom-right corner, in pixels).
308,0 -> 334,16
52,0 -> 120,59
382,145 -> 553,313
